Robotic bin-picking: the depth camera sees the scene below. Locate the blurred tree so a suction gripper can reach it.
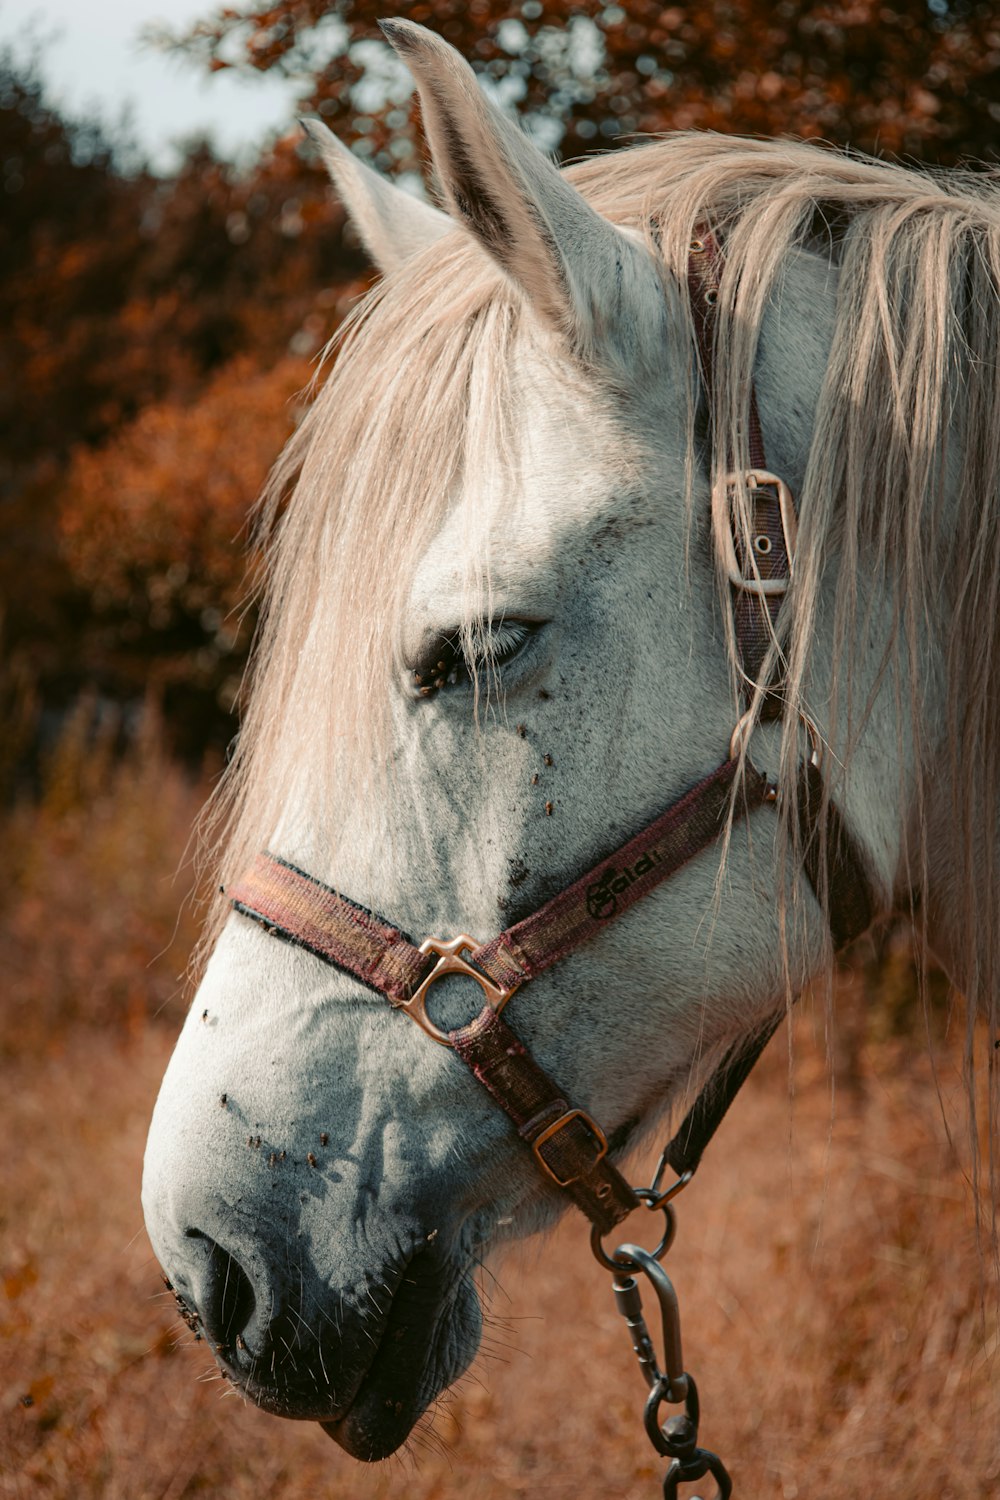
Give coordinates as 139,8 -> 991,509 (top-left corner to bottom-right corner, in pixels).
160,0 -> 1000,171
0,56 -> 149,725
59,355 -> 312,756
0,54 -> 364,761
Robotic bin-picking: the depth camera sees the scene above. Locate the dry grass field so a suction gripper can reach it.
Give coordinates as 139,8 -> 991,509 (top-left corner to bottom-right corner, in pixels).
2,723 -> 998,1499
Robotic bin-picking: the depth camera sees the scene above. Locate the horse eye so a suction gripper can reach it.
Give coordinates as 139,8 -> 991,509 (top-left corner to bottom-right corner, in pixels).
409,620 -> 537,696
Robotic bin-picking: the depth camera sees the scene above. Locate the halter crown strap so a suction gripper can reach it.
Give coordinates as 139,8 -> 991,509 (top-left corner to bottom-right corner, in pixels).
689,230 -> 794,719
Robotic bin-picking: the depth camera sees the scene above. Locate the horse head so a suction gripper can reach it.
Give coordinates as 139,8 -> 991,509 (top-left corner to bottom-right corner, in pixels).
143,19 -> 997,1465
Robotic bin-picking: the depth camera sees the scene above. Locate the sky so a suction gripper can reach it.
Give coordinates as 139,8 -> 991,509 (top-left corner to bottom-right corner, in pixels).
0,0 -> 311,171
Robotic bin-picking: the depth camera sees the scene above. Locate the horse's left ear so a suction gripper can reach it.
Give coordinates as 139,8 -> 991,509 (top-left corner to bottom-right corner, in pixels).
380,19 -> 660,358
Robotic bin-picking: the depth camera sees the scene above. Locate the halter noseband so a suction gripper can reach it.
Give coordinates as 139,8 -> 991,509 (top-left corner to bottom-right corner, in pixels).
227,232 -> 876,1237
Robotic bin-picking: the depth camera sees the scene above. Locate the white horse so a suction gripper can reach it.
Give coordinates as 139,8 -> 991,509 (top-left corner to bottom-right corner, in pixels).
143,19 -> 999,1465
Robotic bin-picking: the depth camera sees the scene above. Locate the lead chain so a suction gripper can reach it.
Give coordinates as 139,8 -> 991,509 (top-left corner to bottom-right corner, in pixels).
596,1217 -> 733,1498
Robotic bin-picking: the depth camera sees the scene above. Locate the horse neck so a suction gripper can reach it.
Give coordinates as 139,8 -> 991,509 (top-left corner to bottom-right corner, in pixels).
753,243 -> 997,1002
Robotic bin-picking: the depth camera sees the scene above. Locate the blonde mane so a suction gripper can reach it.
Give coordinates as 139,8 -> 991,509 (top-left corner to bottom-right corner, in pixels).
205,132 -> 1000,1216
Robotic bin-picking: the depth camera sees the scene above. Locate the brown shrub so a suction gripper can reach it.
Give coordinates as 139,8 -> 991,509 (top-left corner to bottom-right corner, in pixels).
0,697 -> 206,1056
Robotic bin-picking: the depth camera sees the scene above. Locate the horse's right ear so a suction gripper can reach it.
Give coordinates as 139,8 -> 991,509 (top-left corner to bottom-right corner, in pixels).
301,118 -> 452,275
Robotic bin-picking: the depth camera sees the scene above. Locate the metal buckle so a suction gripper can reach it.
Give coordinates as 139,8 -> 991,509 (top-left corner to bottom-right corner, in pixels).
392,935 -> 518,1047
712,468 -> 797,596
532,1108 -> 608,1187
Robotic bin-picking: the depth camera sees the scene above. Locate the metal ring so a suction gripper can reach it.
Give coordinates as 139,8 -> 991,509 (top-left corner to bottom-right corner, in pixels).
800,709 -> 823,770
590,1199 -> 677,1272
644,1373 -> 701,1458
392,935 -> 518,1046
643,1169 -> 693,1212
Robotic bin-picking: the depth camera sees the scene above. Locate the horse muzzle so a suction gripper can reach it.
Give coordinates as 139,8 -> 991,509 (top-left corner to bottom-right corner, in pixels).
152,1201 -> 481,1459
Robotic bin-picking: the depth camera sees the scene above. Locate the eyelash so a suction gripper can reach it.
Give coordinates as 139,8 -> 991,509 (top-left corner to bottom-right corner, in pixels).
410,620 -> 536,696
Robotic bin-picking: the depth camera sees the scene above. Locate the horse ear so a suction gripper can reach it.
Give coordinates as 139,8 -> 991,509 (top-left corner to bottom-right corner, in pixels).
301,117 -> 452,275
379,19 -> 656,354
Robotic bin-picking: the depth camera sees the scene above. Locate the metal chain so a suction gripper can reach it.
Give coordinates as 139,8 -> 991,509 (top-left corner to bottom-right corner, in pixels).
593,1197 -> 733,1499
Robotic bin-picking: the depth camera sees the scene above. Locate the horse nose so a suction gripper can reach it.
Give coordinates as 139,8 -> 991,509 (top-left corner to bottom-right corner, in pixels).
179,1230 -> 258,1354
155,1218 -> 395,1432
159,1221 -> 345,1418
156,1218 -> 328,1403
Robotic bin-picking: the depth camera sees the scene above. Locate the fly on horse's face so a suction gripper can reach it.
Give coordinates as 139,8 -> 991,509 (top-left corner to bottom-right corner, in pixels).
142,17 -> 1000,1473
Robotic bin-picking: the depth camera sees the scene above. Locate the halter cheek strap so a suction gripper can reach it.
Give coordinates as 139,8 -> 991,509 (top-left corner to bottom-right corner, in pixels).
225,232 -> 877,1236
690,231 -> 795,722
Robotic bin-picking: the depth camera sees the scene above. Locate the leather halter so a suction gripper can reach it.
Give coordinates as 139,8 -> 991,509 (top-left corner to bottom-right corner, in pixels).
227,232 -> 876,1236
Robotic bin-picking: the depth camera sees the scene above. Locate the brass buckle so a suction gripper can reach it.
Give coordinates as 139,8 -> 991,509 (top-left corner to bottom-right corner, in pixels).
532,1108 -> 608,1187
712,468 -> 797,596
392,935 -> 518,1048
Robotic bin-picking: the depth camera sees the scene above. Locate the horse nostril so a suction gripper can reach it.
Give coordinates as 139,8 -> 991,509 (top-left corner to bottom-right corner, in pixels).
183,1230 -> 257,1352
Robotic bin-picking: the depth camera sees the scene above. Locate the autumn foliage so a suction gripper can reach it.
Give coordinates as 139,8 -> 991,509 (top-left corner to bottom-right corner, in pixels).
60,355 -> 315,736
1,61 -> 366,761
169,0 -> 1000,166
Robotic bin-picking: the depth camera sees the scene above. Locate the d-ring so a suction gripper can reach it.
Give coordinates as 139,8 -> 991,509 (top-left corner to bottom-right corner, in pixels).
591,1199 -> 677,1272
